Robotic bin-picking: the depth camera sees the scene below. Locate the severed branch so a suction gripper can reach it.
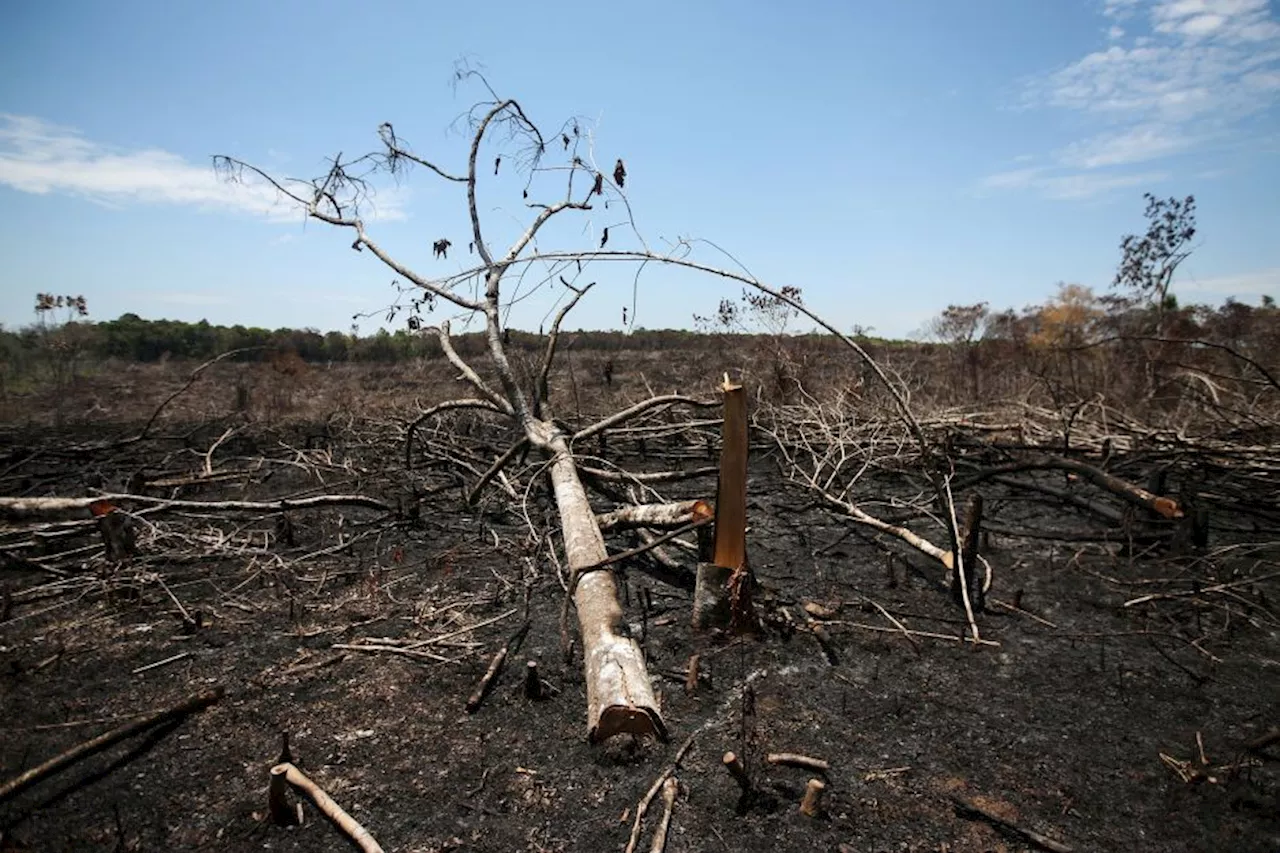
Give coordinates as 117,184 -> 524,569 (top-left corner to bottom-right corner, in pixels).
596,500 -> 713,532
990,475 -> 1124,524
0,687 -> 223,803
405,398 -> 507,469
958,455 -> 1181,518
536,281 -> 594,418
574,395 -> 719,443
269,762 -> 385,853
625,734 -> 696,853
0,493 -> 393,523
766,752 -> 830,774
949,794 -> 1073,853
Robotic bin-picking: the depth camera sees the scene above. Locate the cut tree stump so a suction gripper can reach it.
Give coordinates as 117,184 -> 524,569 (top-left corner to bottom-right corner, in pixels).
693,378 -> 751,632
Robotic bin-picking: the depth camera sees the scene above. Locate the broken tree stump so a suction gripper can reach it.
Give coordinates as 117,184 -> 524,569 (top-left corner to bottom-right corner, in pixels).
694,378 -> 752,632
799,778 -> 826,817
692,563 -> 733,630
951,493 -> 985,613
722,751 -> 751,796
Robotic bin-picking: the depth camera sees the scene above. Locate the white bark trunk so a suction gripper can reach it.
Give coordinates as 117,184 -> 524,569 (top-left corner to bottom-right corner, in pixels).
540,426 -> 666,743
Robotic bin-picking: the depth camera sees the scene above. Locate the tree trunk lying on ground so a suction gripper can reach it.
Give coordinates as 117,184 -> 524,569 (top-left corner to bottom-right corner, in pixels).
541,424 -> 668,743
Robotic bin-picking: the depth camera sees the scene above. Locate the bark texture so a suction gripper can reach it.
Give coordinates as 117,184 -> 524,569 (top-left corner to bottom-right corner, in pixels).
541,425 -> 666,742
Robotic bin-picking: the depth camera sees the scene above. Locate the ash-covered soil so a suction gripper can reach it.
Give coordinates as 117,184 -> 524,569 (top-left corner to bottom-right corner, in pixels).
1,410 -> 1278,853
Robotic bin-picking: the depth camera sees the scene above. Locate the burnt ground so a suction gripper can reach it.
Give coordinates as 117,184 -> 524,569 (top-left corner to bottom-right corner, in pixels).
1,365 -> 1278,852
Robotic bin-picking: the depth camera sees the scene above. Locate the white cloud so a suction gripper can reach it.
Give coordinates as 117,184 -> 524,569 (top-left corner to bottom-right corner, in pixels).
979,165 -> 1167,200
0,114 -> 405,222
986,0 -> 1280,199
1056,123 -> 1200,168
1180,267 -> 1280,297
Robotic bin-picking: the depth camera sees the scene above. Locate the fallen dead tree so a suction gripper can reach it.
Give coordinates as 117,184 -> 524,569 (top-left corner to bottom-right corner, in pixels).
0,687 -> 223,804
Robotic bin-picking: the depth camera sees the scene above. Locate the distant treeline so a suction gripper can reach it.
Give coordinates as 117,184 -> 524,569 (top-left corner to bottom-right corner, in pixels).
0,312 -> 887,367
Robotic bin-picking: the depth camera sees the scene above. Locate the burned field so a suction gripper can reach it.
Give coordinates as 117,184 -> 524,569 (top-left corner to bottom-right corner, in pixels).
1,357 -> 1277,853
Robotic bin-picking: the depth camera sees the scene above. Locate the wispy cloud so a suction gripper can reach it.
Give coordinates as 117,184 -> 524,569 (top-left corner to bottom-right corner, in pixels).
1179,267 -> 1280,298
0,114 -> 405,222
979,165 -> 1168,200
985,0 -> 1280,199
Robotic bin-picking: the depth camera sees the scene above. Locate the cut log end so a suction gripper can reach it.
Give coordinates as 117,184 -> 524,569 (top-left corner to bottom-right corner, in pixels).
590,705 -> 668,744
1152,496 -> 1183,519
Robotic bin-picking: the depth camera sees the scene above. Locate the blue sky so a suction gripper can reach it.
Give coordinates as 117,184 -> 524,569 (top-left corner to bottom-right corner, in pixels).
2,0 -> 1277,339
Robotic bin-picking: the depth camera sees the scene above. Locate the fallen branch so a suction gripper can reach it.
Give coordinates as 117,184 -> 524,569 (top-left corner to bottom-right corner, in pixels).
136,348 -> 260,440
959,456 -> 1181,519
648,777 -> 679,853
949,794 -> 1072,853
765,753 -> 830,774
944,479 -> 982,643
0,493 -> 393,523
573,395 -> 718,443
1244,726 -> 1280,755
269,762 -> 385,853
624,734 -> 696,853
0,687 -> 223,803
465,621 -> 531,713
466,437 -> 530,504
330,644 -> 456,664
827,621 -> 1000,647
405,398 -> 508,470
573,516 -> 711,589
596,500 -> 713,532
131,651 -> 191,675
579,465 -> 719,484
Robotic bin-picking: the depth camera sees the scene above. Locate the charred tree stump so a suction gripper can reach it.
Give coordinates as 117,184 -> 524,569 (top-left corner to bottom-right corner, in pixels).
951,493 -> 985,613
91,500 -> 136,561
